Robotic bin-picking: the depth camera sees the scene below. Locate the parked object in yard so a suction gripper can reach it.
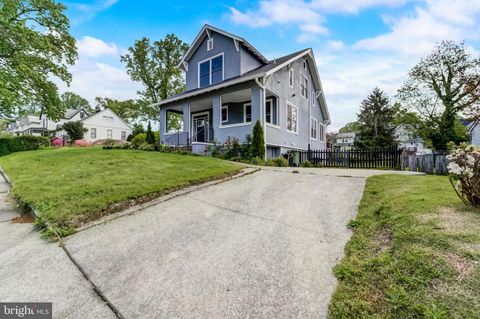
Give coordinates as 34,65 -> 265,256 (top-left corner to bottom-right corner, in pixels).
156,24 -> 330,158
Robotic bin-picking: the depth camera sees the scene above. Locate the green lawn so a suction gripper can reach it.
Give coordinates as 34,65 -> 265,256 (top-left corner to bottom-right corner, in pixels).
329,175 -> 480,318
0,147 -> 241,229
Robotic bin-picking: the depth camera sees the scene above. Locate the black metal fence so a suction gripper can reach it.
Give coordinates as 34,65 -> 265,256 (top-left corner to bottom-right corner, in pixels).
299,148 -> 402,169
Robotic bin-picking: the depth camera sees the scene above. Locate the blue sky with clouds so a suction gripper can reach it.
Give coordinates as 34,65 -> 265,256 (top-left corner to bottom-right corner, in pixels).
58,0 -> 480,130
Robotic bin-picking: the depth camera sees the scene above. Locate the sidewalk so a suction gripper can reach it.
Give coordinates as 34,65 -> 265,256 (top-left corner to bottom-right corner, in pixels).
0,173 -> 116,319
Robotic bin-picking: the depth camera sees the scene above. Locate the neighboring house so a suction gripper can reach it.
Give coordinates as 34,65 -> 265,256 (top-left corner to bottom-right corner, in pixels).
156,24 -> 331,158
334,132 -> 356,151
395,124 -> 426,153
8,108 -> 131,143
468,121 -> 480,146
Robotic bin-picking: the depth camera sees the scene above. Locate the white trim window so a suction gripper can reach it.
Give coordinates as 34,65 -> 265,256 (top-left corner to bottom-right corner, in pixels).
319,123 -> 326,142
312,91 -> 316,107
221,105 -> 228,123
301,73 -> 308,99
198,53 -> 224,88
91,128 -> 96,139
243,103 -> 252,123
303,60 -> 307,69
287,103 -> 298,133
289,68 -> 294,87
311,117 -> 317,139
121,131 -> 126,141
265,98 -> 278,126
107,129 -> 112,139
207,38 -> 213,51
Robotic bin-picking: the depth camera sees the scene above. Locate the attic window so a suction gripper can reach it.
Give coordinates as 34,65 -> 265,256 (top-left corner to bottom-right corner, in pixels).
207,38 -> 213,51
303,60 -> 307,69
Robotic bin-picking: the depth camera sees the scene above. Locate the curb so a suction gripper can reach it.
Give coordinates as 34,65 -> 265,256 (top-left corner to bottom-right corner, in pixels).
75,166 -> 260,233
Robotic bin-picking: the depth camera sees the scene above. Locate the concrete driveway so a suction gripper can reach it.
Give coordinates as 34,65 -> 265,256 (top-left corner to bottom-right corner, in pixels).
1,168 -> 420,318
64,168 -> 392,319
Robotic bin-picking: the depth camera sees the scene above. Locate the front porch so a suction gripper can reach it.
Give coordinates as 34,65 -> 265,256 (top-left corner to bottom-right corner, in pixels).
160,85 -> 263,148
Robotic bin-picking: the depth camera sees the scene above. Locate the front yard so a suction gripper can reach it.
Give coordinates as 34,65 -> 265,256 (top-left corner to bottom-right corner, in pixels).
0,147 -> 241,231
329,174 -> 480,318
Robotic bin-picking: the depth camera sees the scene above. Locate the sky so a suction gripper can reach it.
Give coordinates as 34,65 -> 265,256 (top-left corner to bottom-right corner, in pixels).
58,0 -> 480,131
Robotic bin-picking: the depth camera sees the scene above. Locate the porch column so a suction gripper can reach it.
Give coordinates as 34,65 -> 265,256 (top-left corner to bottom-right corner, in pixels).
159,107 -> 166,143
212,95 -> 221,142
182,103 -> 190,136
250,85 -> 263,124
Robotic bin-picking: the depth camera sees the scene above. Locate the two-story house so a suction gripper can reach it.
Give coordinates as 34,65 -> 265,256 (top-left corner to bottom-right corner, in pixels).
156,25 -> 330,158
334,132 -> 356,151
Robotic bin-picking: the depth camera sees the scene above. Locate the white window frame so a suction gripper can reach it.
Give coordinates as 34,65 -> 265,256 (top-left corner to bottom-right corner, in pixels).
319,123 -> 326,142
286,103 -> 298,134
243,103 -> 252,123
221,105 -> 228,123
91,128 -> 96,139
303,59 -> 307,70
265,98 -> 279,128
121,131 -> 126,141
207,38 -> 214,51
197,52 -> 224,88
312,91 -> 316,107
288,68 -> 294,88
107,129 -> 112,139
300,73 -> 309,99
310,117 -> 317,140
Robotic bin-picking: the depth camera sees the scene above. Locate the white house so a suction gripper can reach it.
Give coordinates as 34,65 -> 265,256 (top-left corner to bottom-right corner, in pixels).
395,124 -> 426,153
8,108 -> 132,143
468,121 -> 480,146
335,132 -> 356,151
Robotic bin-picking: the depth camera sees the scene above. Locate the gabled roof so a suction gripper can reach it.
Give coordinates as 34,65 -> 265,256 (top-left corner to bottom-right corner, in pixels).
64,108 -> 89,119
82,108 -> 132,129
161,47 -> 330,123
178,24 -> 269,70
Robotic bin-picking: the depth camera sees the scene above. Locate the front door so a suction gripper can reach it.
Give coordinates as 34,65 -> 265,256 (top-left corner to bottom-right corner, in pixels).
192,113 -> 209,142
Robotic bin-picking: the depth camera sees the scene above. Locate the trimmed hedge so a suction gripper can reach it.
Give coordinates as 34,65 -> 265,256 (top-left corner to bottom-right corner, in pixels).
0,136 -> 50,156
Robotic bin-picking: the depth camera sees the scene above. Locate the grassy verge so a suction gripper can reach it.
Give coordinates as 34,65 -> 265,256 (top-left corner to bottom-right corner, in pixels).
329,174 -> 480,319
0,147 -> 241,233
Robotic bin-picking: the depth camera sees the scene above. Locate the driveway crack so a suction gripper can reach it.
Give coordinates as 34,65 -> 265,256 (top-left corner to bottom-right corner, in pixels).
187,195 -> 323,237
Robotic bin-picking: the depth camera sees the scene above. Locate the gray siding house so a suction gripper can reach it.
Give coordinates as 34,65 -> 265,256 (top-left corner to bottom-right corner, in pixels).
156,25 -> 331,158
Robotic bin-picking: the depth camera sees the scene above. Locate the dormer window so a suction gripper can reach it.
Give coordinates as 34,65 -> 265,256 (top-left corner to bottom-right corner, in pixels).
198,53 -> 223,88
207,38 -> 213,51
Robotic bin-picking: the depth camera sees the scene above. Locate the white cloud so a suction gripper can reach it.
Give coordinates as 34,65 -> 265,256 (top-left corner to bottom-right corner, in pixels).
77,36 -> 118,58
56,36 -> 141,106
326,40 -> 345,50
68,0 -> 119,24
354,0 -> 480,57
312,0 -> 408,14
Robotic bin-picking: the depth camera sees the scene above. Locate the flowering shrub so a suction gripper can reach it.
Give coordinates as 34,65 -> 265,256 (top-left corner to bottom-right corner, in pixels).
446,144 -> 480,207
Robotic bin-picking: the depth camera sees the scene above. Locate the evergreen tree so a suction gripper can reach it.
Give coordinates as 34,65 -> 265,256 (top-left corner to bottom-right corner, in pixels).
146,121 -> 155,144
355,88 -> 397,150
251,120 -> 265,159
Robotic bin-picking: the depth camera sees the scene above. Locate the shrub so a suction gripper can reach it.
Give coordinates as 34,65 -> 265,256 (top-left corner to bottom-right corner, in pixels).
273,156 -> 289,167
146,121 -> 155,144
131,133 -> 147,146
251,120 -> 265,160
139,143 -> 154,151
301,160 -> 313,167
62,121 -> 87,142
224,136 -> 242,160
447,143 -> 480,207
207,139 -> 223,157
250,156 -> 264,166
0,136 -> 49,156
104,139 -> 115,146
241,134 -> 253,159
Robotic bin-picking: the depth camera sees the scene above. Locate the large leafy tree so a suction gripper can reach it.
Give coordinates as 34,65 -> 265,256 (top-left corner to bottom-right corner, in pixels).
355,88 -> 398,150
0,0 -> 77,120
339,121 -> 361,133
397,41 -> 480,149
121,34 -> 189,120
95,97 -> 140,123
61,92 -> 91,112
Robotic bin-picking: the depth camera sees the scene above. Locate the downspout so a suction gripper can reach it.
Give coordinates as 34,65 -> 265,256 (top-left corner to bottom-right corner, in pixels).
255,77 -> 267,159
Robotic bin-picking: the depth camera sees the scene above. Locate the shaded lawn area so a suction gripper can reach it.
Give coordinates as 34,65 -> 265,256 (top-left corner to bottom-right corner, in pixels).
329,174 -> 480,318
0,147 -> 241,228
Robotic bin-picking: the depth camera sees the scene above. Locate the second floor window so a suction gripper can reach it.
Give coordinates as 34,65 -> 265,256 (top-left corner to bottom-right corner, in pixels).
265,98 -> 278,126
311,118 -> 317,139
199,54 -> 223,88
301,74 -> 308,99
287,103 -> 297,133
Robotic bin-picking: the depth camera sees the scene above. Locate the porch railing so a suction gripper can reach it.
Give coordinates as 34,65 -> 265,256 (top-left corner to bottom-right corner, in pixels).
164,131 -> 190,146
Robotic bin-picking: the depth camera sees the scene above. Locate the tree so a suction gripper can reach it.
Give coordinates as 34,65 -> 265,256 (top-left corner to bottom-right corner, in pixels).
127,123 -> 144,141
397,41 -> 480,149
94,97 -> 140,123
0,0 -> 77,120
251,120 -> 265,159
121,34 -> 189,120
355,88 -> 397,150
62,121 -> 87,142
145,121 -> 155,144
339,121 -> 361,133
61,92 -> 91,112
